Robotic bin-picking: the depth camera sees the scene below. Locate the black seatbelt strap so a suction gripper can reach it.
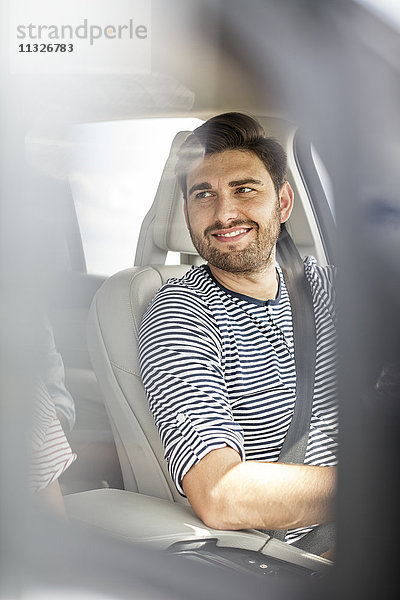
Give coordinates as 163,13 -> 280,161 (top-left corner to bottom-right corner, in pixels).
264,225 -> 336,554
277,225 -> 317,464
264,224 -> 317,542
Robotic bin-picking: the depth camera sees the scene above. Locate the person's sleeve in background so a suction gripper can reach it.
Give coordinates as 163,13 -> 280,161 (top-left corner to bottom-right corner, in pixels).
41,315 -> 75,432
30,377 -> 77,493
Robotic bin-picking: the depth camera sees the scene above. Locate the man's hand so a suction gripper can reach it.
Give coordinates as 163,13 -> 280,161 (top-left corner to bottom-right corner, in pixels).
182,447 -> 336,531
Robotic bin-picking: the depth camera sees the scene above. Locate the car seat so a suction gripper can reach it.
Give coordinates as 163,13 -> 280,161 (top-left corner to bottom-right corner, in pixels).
87,131 -> 199,503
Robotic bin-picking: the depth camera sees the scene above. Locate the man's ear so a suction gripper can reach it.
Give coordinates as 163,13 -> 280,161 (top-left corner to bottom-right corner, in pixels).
279,182 -> 294,223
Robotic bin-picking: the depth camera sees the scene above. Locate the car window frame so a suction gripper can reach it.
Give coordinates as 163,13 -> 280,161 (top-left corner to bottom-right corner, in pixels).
293,130 -> 337,266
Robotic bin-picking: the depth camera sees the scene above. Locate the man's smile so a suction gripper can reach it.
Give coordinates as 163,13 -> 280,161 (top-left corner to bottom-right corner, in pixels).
211,227 -> 253,242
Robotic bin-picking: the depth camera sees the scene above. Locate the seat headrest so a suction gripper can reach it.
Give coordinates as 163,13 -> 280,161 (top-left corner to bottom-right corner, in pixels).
152,131 -> 197,255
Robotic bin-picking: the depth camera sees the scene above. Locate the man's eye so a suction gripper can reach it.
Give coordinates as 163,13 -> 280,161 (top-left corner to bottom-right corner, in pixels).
195,190 -> 213,199
236,186 -> 253,194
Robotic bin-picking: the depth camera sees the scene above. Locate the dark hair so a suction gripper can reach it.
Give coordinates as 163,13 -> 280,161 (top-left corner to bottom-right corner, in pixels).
176,112 -> 287,199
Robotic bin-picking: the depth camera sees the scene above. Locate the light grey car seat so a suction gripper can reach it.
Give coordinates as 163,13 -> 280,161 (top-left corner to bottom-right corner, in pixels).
87,131 -> 200,503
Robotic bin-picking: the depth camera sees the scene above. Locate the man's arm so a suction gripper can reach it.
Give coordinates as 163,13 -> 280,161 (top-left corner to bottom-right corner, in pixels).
183,447 -> 336,531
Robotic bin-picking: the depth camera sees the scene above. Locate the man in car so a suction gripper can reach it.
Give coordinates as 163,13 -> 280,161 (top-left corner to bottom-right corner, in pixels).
139,113 -> 338,545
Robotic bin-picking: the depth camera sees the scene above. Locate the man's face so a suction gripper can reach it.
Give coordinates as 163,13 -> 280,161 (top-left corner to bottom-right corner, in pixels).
184,149 -> 291,274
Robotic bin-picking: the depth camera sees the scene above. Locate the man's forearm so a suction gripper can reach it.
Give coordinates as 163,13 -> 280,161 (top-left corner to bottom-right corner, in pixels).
183,447 -> 336,531
211,459 -> 336,530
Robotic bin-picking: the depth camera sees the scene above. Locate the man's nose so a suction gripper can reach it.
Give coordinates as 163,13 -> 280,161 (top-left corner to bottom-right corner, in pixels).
213,192 -> 239,223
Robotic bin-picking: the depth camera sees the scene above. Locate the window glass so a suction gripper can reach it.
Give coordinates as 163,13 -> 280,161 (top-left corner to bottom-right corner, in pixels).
68,118 -> 203,275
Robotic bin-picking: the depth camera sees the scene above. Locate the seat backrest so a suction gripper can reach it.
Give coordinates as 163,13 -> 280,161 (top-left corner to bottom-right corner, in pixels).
87,132 -> 198,502
87,264 -> 190,502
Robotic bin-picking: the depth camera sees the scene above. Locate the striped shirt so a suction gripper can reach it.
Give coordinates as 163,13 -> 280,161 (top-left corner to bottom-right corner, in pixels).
30,378 -> 77,493
139,257 -> 338,543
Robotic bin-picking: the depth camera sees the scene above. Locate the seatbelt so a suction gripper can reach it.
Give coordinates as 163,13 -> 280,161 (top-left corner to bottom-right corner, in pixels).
276,224 -> 316,466
263,225 -> 335,553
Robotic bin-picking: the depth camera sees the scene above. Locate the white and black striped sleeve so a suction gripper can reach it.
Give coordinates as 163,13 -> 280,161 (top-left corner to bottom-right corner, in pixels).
30,378 -> 77,493
139,285 -> 245,496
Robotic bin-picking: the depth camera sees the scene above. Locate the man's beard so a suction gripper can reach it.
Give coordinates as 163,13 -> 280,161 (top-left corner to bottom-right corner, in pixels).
187,203 -> 281,274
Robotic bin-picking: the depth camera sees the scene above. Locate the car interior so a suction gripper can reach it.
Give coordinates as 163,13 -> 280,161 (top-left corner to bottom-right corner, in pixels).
56,115 -> 334,576
2,0 -> 400,596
